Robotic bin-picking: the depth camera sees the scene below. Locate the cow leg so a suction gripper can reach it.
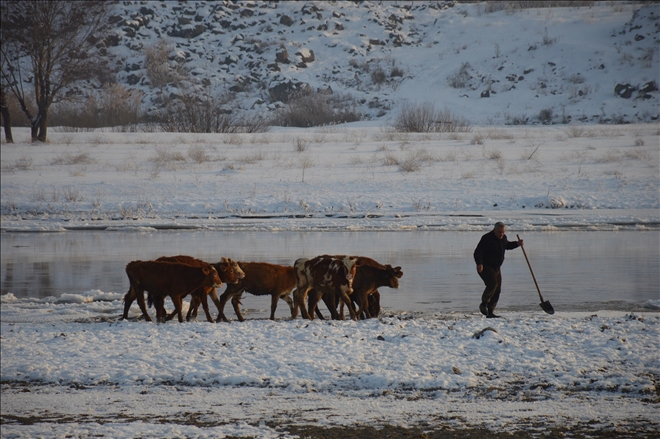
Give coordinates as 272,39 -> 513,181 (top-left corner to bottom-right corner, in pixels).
122,287 -> 136,320
353,293 -> 371,320
322,292 -> 343,320
164,295 -> 183,323
368,291 -> 381,319
154,295 -> 167,323
198,292 -> 214,323
217,286 -> 242,322
134,286 -> 153,322
308,289 -> 323,320
269,293 -> 279,320
186,294 -> 201,322
292,284 -> 311,320
314,305 -> 325,320
280,291 -> 295,319
340,291 -> 358,321
230,295 -> 245,322
166,295 -> 184,323
298,288 -> 312,320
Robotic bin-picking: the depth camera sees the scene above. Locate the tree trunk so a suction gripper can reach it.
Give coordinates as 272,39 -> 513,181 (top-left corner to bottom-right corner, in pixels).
0,100 -> 14,144
30,118 -> 39,141
36,109 -> 48,142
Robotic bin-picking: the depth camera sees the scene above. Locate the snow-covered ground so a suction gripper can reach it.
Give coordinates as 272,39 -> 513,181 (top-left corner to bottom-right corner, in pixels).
1,291 -> 659,438
1,123 -> 658,232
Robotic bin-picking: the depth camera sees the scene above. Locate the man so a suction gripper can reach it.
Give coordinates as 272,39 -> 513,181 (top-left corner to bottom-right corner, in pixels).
473,222 -> 523,318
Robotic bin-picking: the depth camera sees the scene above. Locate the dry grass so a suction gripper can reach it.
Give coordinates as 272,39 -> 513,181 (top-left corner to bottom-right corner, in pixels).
150,146 -> 186,172
382,153 -> 399,166
471,134 -> 485,145
51,151 -> 96,166
238,151 -> 267,164
486,149 -> 503,160
187,145 -> 211,164
294,137 -> 309,152
14,155 -> 34,171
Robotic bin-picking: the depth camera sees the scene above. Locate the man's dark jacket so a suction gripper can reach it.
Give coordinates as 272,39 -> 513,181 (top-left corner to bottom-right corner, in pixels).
473,231 -> 520,269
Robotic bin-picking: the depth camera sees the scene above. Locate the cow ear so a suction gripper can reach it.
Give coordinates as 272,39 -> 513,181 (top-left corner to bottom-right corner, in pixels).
202,267 -> 210,275
395,267 -> 403,277
221,257 -> 228,263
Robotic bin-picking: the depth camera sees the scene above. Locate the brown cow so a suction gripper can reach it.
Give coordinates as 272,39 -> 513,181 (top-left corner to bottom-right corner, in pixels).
213,261 -> 297,322
155,255 -> 244,323
185,257 -> 245,322
293,255 -> 361,321
311,257 -> 402,320
122,260 -> 222,323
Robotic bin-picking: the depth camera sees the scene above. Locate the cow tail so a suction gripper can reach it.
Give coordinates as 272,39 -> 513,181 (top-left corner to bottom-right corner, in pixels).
147,292 -> 154,308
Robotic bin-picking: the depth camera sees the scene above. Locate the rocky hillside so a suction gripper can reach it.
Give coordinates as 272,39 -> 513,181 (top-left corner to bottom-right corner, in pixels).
101,1 -> 658,125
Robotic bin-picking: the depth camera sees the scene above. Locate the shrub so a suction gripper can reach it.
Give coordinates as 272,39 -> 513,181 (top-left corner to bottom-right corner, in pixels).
144,39 -> 188,88
50,83 -> 143,129
157,87 -> 269,134
371,67 -> 387,85
274,93 -> 362,127
390,66 -> 404,77
393,102 -> 471,133
538,108 -> 554,124
447,62 -> 472,89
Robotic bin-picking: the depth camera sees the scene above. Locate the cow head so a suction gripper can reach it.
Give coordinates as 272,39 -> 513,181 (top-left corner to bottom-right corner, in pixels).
230,258 -> 245,279
214,257 -> 243,284
385,265 -> 403,289
340,256 -> 361,292
202,265 -> 223,287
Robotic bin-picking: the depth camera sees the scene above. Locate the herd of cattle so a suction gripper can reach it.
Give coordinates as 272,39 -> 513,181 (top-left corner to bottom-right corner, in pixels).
122,255 -> 404,323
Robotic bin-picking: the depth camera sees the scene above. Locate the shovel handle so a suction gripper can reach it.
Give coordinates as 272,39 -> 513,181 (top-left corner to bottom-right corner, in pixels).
517,234 -> 545,302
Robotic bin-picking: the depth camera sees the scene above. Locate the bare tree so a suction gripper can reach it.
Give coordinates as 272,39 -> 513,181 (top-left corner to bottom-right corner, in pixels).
0,1 -> 111,142
0,86 -> 13,143
0,35 -> 14,143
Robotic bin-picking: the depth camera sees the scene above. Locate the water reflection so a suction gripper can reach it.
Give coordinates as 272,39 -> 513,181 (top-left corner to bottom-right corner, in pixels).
1,230 -> 658,316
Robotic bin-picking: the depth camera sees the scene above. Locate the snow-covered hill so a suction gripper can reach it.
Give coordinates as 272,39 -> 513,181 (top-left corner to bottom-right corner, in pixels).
102,1 -> 659,125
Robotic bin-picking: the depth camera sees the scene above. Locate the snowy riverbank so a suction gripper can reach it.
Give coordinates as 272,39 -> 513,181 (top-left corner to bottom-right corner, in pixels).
1,292 -> 659,438
1,124 -> 659,233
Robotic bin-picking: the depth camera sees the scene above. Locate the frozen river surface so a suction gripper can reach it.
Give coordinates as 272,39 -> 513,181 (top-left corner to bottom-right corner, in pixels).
1,230 -> 657,317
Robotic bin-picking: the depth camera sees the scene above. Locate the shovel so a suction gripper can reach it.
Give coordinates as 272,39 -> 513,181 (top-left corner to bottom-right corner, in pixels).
517,234 -> 554,315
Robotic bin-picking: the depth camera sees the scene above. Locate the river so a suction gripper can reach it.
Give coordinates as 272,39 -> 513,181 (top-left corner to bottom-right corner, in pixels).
1,230 -> 658,318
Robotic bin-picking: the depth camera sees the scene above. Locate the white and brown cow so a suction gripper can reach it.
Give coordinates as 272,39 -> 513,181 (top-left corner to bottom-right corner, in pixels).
310,256 -> 403,320
293,255 -> 361,321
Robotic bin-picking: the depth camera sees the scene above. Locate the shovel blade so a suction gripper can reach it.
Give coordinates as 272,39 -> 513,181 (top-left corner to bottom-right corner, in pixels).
540,300 -> 555,315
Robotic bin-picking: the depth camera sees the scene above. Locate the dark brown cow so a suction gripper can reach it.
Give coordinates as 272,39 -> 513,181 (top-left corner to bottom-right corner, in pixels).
309,256 -> 402,320
293,255 -> 360,321
122,260 -> 222,323
155,255 -> 244,323
208,261 -> 297,322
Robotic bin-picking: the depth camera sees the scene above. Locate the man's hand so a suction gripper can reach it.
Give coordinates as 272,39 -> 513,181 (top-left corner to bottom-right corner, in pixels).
477,264 -> 483,273
518,239 -> 524,247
